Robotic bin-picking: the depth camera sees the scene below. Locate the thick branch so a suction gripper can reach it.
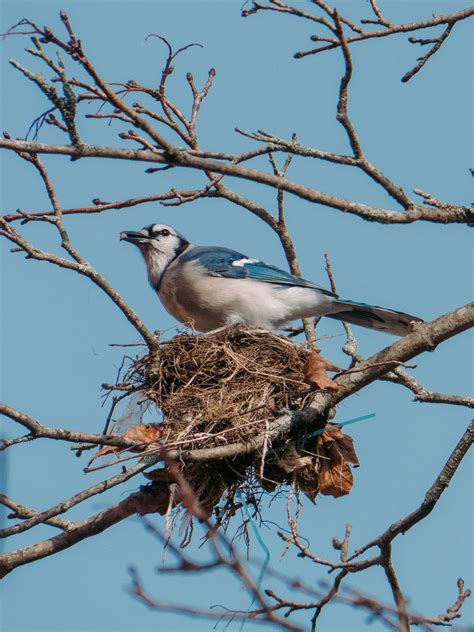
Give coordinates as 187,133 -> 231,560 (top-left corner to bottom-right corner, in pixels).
0,456 -> 159,540
0,484 -> 169,579
290,302 -> 474,432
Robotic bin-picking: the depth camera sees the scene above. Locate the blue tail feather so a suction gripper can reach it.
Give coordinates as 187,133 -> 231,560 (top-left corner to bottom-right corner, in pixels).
326,298 -> 422,336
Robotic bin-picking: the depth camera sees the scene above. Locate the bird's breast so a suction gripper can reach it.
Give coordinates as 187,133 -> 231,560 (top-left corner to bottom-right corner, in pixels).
158,262 -> 227,331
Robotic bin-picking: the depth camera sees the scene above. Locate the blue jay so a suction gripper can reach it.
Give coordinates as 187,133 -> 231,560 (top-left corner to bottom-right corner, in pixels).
120,223 -> 421,335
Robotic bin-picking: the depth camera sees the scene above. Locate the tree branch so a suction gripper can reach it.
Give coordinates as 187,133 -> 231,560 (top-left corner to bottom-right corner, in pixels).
0,484 -> 170,579
1,139 -> 471,225
348,419 -> 474,561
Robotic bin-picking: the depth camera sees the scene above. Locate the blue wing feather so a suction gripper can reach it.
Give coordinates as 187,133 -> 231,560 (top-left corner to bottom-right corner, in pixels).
180,246 -> 336,297
180,246 -> 248,278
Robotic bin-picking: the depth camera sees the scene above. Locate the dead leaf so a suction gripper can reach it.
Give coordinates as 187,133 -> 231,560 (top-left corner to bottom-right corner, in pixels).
303,348 -> 341,391
319,426 -> 359,467
318,458 -> 354,497
91,423 -> 165,463
296,425 -> 360,500
122,423 -> 165,446
315,425 -> 360,497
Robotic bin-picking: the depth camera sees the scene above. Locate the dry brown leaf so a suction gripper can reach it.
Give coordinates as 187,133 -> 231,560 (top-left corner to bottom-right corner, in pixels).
303,348 -> 341,391
91,423 -> 165,462
122,423 -> 165,445
314,425 -> 360,497
319,426 -> 360,467
318,459 -> 354,497
296,425 -> 360,500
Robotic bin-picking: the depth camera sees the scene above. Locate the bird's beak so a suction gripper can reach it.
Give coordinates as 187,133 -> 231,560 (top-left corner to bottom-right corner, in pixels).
119,230 -> 151,244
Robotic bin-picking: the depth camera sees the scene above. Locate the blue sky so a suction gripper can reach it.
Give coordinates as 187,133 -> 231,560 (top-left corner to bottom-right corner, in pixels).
1,1 -> 472,630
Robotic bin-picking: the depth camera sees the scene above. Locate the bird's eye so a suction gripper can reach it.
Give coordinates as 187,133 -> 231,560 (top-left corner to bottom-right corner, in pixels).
160,229 -> 171,237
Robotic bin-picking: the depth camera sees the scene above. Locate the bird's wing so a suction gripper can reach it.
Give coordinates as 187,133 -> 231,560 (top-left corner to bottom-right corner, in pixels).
179,246 -> 337,297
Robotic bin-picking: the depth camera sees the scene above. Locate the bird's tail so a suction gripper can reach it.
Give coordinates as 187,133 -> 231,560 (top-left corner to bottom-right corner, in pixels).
325,299 -> 422,336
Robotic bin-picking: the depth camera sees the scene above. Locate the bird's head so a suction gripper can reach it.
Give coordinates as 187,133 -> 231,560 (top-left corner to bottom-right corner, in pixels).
120,223 -> 189,258
120,223 -> 189,287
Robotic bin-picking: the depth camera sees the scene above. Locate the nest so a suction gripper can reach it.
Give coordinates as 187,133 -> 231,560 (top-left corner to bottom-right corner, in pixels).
111,326 -> 359,526
135,326 -> 310,443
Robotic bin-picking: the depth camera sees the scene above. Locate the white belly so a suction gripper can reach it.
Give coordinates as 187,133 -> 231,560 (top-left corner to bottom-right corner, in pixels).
159,261 -> 334,331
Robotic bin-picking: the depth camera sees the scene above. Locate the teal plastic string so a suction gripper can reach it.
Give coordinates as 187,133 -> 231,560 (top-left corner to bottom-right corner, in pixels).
307,413 -> 376,439
236,488 -> 270,632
